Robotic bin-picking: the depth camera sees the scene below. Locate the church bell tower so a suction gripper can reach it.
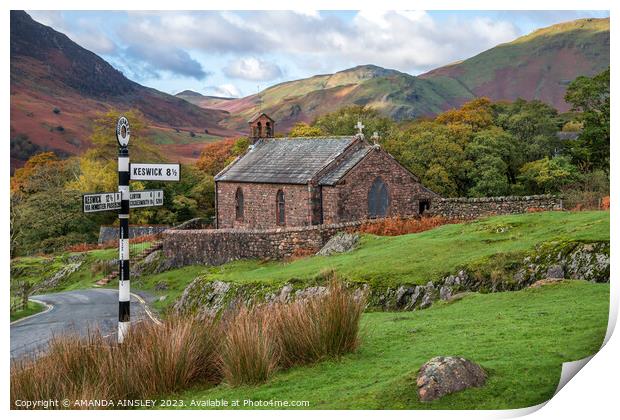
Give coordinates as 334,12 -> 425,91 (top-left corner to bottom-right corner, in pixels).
248,113 -> 275,144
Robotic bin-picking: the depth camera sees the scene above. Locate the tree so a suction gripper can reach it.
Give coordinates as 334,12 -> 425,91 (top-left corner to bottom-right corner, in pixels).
11,152 -> 69,195
564,68 -> 610,170
196,137 -> 248,176
383,121 -> 471,196
436,97 -> 494,132
69,109 -> 158,193
492,99 -> 561,164
288,122 -> 324,137
465,128 -> 516,196
518,156 -> 581,194
313,105 -> 394,137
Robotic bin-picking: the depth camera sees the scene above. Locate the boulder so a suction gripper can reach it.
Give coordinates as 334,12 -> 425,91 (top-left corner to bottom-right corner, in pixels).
416,356 -> 487,402
317,233 -> 359,256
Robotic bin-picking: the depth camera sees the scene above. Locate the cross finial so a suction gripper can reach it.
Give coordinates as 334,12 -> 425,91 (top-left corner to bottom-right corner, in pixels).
355,121 -> 365,135
371,131 -> 379,143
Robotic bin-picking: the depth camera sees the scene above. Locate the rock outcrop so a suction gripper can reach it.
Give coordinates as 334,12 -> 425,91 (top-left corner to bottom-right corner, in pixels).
172,240 -> 609,315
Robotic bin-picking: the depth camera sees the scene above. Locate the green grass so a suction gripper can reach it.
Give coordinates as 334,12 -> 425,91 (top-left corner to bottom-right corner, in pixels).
199,211 -> 609,288
10,300 -> 46,322
9,211 -> 609,316
173,281 -> 608,409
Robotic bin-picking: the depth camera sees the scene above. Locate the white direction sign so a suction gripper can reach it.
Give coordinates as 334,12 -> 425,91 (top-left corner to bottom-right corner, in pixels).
83,192 -> 121,213
130,190 -> 164,208
130,163 -> 180,181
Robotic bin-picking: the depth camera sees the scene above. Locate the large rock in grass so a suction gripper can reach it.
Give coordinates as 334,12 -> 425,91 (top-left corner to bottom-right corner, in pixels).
317,233 -> 359,256
416,356 -> 487,402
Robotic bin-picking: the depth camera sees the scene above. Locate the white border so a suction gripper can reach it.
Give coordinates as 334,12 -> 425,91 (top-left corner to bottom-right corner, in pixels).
3,1 -> 617,419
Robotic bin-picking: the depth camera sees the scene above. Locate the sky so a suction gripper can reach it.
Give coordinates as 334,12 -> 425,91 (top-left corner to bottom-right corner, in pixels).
27,10 -> 610,99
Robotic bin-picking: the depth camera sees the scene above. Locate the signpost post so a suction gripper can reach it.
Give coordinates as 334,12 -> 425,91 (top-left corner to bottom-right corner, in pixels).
116,117 -> 131,343
80,116 -> 179,343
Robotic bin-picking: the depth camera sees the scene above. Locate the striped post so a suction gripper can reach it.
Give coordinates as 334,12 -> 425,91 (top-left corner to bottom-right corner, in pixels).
118,145 -> 130,342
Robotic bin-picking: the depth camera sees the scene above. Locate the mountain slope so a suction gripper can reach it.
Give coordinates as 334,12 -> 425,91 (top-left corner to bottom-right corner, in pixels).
175,90 -> 236,109
419,17 -> 610,112
210,18 -> 608,133
10,11 -> 233,169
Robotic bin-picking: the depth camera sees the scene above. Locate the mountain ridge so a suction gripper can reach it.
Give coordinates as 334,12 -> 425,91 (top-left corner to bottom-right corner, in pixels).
203,17 -> 609,132
10,10 -> 234,169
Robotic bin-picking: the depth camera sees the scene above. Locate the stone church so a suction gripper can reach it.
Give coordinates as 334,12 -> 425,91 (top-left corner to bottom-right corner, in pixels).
214,113 -> 437,229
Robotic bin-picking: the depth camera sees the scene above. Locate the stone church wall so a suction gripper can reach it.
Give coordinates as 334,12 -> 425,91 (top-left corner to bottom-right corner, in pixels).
428,195 -> 563,219
322,148 -> 435,224
217,182 -> 310,229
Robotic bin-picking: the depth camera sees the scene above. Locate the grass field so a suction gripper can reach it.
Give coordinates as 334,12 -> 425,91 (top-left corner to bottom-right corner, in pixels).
195,211 -> 608,288
172,281 -> 608,409
9,211 -> 609,316
10,300 -> 46,322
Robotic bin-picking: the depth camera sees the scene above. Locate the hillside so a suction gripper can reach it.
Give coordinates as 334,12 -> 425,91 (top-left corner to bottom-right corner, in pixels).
175,90 -> 236,109
10,11 -> 234,169
419,17 -> 610,112
208,18 -> 608,132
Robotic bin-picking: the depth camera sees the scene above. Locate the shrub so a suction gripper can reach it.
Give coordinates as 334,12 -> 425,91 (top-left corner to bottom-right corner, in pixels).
356,216 -> 461,236
52,107 -> 61,114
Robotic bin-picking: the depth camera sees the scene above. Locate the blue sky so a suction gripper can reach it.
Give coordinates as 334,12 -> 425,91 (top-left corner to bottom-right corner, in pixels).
28,10 -> 609,98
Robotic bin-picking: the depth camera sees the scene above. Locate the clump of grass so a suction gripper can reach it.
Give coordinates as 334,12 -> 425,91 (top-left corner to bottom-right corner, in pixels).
272,279 -> 367,368
219,306 -> 279,386
10,317 -> 221,408
11,280 -> 366,406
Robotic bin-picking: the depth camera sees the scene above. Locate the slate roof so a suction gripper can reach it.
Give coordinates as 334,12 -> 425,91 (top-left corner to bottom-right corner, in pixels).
318,147 -> 372,186
248,112 -> 274,123
215,137 -> 359,184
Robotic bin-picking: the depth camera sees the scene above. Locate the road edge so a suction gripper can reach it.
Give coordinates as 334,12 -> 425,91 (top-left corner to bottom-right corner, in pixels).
131,292 -> 162,326
10,298 -> 54,326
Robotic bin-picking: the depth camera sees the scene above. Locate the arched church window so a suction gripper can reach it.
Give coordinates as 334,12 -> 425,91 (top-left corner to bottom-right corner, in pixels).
235,187 -> 244,221
276,190 -> 285,226
368,177 -> 389,218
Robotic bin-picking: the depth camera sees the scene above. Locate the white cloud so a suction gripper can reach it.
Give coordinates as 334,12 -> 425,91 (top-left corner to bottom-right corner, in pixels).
206,84 -> 242,98
116,10 -> 519,77
223,57 -> 283,81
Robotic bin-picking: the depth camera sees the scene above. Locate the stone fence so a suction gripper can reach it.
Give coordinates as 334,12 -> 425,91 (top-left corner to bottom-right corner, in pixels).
427,195 -> 562,219
163,194 -> 563,268
163,220 -> 369,268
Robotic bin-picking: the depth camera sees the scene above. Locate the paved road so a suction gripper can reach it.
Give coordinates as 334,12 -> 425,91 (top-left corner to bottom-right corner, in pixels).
10,289 -> 150,360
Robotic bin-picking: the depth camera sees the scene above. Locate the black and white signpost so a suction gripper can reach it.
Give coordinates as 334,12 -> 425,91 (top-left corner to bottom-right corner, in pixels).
117,117 -> 131,343
81,116 -> 180,343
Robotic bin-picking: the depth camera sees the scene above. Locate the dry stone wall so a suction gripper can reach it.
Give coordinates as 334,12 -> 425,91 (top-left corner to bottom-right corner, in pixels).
164,195 -> 563,268
428,195 -> 562,219
163,220 -> 367,268
98,225 -> 170,244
